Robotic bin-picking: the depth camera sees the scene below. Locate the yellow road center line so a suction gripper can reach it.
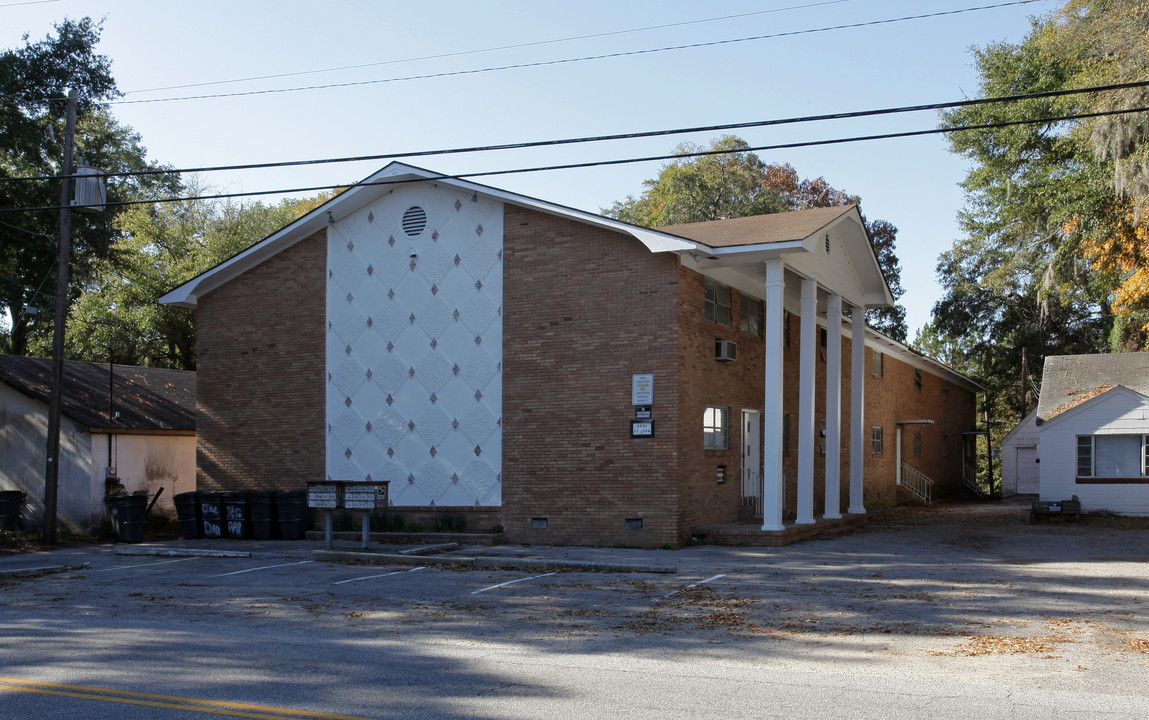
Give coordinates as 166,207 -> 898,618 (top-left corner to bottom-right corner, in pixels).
0,678 -> 383,720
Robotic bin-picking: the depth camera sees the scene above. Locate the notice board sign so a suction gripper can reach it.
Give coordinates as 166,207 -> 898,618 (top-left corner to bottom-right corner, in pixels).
631,420 -> 654,438
632,374 -> 653,406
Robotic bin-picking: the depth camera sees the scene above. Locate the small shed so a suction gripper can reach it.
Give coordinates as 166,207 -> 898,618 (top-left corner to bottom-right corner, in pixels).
0,355 -> 196,531
1000,410 -> 1040,496
1035,353 -> 1149,516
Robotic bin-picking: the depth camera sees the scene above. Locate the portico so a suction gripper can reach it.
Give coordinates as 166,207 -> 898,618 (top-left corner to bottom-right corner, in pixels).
660,205 -> 895,531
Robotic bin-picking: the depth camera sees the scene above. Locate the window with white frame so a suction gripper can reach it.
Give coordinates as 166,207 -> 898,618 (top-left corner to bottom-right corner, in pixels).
1076,434 -> 1149,478
740,295 -> 763,336
703,406 -> 730,450
872,350 -> 883,377
704,279 -> 732,327
871,426 -> 883,454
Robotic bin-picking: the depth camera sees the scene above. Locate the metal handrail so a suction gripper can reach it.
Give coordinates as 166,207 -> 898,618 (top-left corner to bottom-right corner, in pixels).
900,463 -> 934,503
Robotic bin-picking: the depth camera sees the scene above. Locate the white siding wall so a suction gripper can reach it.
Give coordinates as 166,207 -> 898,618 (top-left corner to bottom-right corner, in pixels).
1037,390 -> 1149,515
0,384 -> 97,531
325,182 -> 503,507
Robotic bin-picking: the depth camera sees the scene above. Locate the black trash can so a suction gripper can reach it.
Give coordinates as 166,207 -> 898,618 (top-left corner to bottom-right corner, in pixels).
223,492 -> 251,539
249,491 -> 278,540
0,490 -> 25,531
107,493 -> 147,543
275,490 -> 309,540
174,491 -> 201,539
200,492 -> 225,539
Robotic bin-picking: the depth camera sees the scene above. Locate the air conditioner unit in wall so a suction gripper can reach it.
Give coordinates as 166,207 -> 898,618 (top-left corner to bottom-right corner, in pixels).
715,339 -> 737,362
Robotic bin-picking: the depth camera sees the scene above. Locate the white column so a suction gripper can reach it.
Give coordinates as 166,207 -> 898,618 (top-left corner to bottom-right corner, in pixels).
824,294 -> 842,519
849,306 -> 866,514
761,259 -> 785,532
796,277 -> 817,525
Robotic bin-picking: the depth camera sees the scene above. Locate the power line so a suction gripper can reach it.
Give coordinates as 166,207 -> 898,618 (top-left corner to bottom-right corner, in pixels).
3,104 -> 1144,215
108,1 -> 1046,106
122,0 -> 857,95
7,79 -> 1143,185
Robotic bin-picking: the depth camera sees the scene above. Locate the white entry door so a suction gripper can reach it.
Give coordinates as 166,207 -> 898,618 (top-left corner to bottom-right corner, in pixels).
742,410 -> 761,503
1016,446 -> 1040,494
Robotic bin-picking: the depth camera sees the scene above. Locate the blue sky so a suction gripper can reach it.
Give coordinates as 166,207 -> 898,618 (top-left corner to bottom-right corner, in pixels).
2,0 -> 1055,337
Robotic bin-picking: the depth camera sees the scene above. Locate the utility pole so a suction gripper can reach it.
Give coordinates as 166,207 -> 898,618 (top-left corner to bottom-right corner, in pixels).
1020,346 -> 1030,415
43,88 -> 77,544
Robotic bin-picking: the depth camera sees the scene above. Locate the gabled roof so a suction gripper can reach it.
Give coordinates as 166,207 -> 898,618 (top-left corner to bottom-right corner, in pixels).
160,162 -> 891,310
1036,353 -> 1149,423
0,355 -> 195,432
160,162 -> 696,308
658,205 -> 856,247
659,204 -> 894,309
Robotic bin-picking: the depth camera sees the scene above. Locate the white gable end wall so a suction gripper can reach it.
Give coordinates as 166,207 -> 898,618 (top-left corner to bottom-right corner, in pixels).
1001,411 -> 1040,496
325,182 -> 503,507
1037,389 -> 1149,515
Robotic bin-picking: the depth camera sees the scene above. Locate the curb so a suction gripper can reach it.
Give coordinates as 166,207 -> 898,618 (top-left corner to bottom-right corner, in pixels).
0,562 -> 90,580
114,547 -> 252,558
312,549 -> 675,574
472,556 -> 676,574
396,543 -> 460,556
314,550 -> 474,567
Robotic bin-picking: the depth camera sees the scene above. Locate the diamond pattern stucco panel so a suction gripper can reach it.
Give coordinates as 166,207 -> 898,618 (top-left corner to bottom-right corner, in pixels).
326,183 -> 502,505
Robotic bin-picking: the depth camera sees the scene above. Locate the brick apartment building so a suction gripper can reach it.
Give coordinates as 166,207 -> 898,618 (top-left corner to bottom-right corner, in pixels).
161,162 -> 983,547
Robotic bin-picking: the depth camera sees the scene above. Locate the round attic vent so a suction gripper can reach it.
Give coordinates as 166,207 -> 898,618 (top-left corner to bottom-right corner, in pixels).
402,206 -> 427,237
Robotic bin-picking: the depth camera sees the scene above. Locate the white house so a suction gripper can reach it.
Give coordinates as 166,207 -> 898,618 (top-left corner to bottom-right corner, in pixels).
1000,410 -> 1040,496
0,355 -> 196,531
1035,353 -> 1149,516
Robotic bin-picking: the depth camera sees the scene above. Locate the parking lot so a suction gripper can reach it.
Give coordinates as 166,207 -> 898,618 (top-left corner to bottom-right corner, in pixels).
1,499 -> 1148,719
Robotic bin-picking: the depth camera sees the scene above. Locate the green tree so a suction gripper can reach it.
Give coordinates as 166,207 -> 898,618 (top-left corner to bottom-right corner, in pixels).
605,135 -> 908,339
928,1 -> 1149,427
605,136 -> 789,225
0,19 -> 175,356
929,7 -> 1149,426
49,189 -> 329,369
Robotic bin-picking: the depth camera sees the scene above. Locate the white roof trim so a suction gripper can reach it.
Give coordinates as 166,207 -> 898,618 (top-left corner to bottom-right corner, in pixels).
1037,385 -> 1149,429
160,162 -> 696,308
863,327 -> 985,393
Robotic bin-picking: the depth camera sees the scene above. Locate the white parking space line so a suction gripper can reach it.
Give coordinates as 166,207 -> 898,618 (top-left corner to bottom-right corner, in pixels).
210,560 -> 314,578
661,573 -> 727,598
689,573 -> 727,588
96,557 -> 199,572
334,566 -> 427,585
471,572 -> 556,595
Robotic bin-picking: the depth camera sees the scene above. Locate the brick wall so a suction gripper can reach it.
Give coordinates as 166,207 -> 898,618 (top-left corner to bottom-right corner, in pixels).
195,231 -> 327,492
675,269 -> 765,532
864,347 -> 978,506
674,270 -> 979,525
502,205 -> 681,547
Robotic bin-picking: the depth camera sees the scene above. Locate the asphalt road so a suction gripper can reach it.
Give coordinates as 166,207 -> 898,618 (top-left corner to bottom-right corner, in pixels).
1,499 -> 1147,719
